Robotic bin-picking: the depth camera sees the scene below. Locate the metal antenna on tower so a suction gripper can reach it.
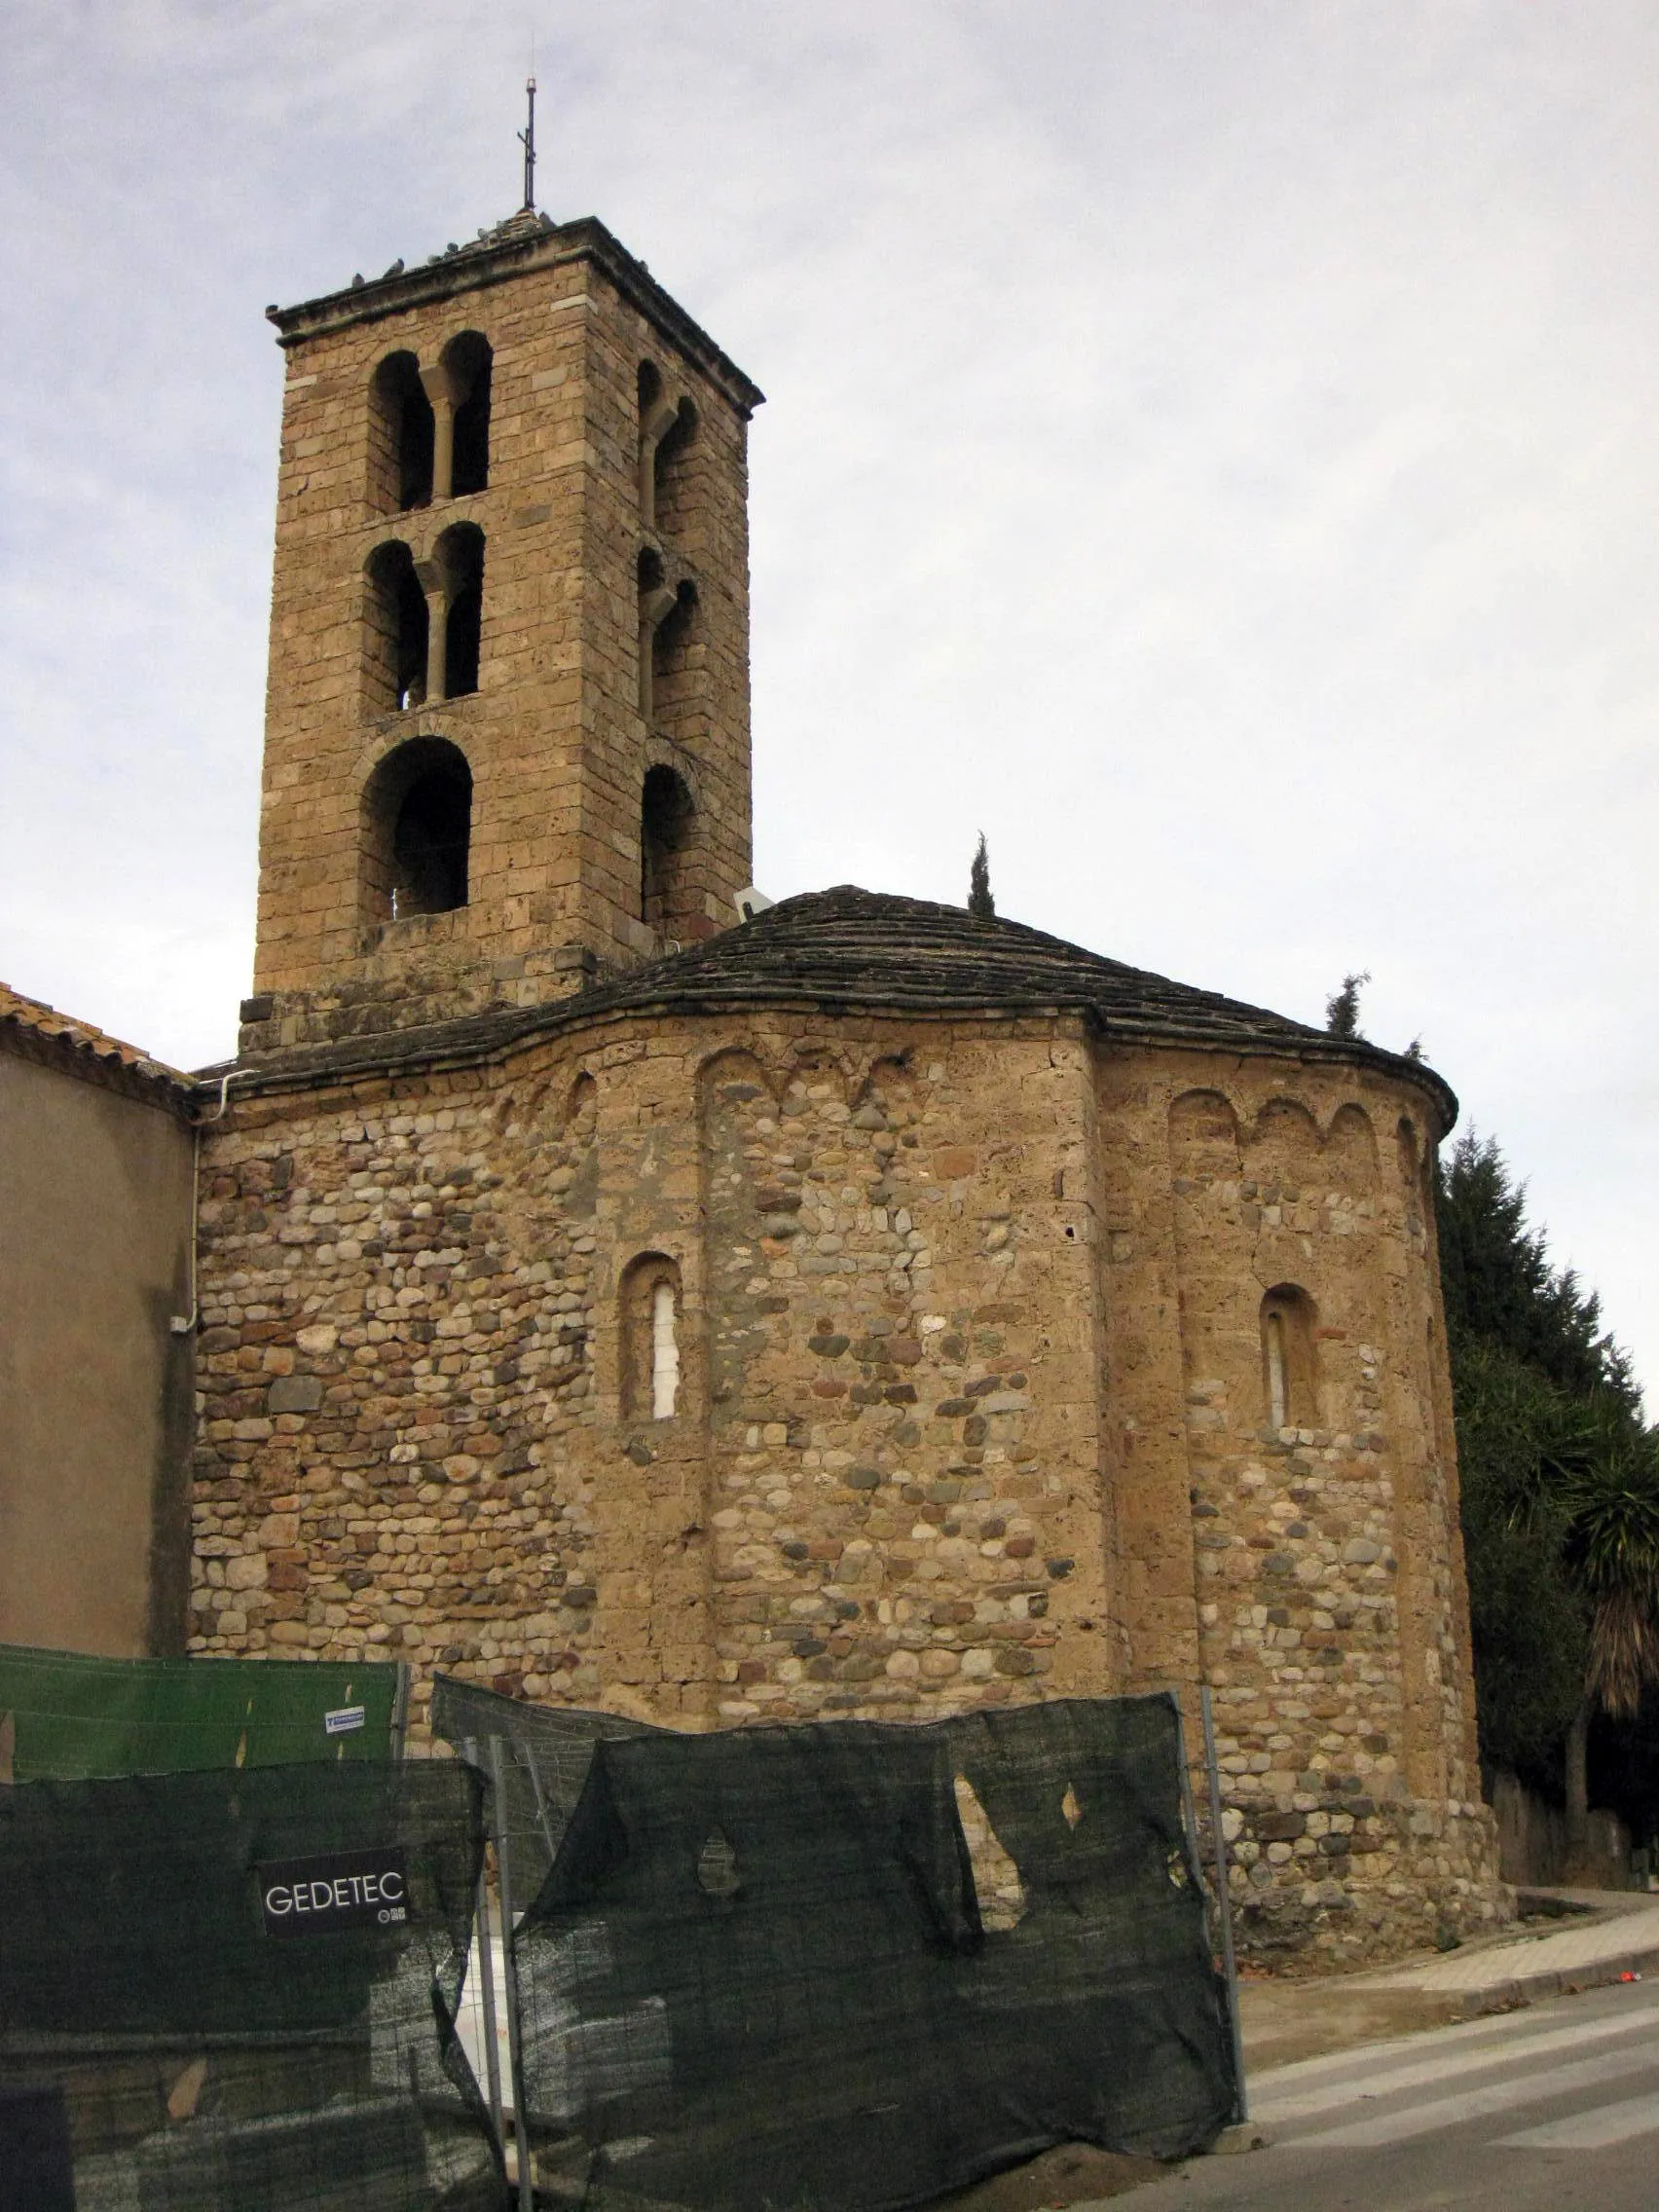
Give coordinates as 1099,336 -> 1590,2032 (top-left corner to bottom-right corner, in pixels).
519,74 -> 537,210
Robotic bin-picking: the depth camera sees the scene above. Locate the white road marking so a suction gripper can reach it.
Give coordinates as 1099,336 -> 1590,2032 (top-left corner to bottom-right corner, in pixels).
1251,1988 -> 1659,2097
1253,2009 -> 1658,2122
1495,2089 -> 1659,2152
1291,2045 -> 1659,2149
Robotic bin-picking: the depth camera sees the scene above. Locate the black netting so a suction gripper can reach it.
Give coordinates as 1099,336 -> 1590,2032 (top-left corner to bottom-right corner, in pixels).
429,1677 -> 661,1902
501,1692 -> 1236,2211
0,1762 -> 506,2211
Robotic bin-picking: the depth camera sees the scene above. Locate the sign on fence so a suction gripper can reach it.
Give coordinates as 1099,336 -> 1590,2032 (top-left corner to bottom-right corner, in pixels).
0,1762 -> 504,2212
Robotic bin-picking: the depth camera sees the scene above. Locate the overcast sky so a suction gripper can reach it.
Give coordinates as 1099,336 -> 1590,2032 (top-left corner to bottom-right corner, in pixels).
3,2 -> 1655,1399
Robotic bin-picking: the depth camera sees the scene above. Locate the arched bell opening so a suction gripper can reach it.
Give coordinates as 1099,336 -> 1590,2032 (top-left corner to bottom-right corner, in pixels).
652,395 -> 699,528
360,735 -> 473,925
431,521 -> 485,700
368,350 -> 434,513
363,541 -> 429,714
443,330 -> 494,498
641,764 -> 696,941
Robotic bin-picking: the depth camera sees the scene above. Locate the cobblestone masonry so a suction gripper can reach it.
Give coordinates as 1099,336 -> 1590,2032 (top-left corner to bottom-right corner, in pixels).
192,1013 -> 1504,1965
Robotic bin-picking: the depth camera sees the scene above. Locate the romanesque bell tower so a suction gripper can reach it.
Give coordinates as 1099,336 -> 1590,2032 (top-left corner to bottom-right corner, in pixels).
239,206 -> 762,1055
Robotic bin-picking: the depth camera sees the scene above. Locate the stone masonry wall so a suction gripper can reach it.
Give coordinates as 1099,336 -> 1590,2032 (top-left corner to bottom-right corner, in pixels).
191,1011 -> 1503,1964
1095,1051 -> 1499,1964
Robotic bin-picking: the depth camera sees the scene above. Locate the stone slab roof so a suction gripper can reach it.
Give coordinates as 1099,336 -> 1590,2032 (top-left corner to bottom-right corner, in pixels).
0,982 -> 190,1111
216,886 -> 1457,1129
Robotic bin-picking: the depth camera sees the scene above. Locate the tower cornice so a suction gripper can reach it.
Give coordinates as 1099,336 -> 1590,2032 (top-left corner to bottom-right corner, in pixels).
266,213 -> 764,419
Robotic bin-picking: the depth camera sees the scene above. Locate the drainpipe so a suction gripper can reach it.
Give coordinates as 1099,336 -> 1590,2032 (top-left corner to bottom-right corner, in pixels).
169,1067 -> 254,1338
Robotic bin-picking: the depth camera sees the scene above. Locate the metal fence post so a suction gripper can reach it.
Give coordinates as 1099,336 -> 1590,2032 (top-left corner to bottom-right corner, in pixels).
461,1736 -> 504,2156
521,1734 -> 560,1868
1200,1685 -> 1247,2122
490,1735 -> 535,2212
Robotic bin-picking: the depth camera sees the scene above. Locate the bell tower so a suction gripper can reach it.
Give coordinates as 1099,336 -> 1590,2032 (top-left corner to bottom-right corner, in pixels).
239,207 -> 762,1055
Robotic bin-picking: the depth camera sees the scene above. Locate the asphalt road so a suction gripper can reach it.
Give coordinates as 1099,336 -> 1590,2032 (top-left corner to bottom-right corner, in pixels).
1113,1975 -> 1659,2211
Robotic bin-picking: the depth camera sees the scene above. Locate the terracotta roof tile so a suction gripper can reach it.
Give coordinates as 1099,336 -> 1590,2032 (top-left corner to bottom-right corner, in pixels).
0,982 -> 188,1097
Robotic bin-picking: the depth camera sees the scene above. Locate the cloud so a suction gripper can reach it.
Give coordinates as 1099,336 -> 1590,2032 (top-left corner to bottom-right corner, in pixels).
2,0 -> 1656,1396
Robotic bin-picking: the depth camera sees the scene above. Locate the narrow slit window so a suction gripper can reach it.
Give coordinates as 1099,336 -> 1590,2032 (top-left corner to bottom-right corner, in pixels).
1260,1284 -> 1318,1430
1266,1309 -> 1288,1430
651,1278 -> 680,1419
621,1254 -> 683,1422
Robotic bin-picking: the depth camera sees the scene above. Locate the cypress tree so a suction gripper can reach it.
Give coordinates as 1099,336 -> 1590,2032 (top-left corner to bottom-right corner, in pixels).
968,833 -> 995,920
1324,970 -> 1369,1038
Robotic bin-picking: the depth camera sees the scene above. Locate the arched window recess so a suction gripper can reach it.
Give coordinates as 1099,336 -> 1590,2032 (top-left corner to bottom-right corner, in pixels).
368,352 -> 435,514
416,522 -> 486,702
621,1253 -> 682,1421
1261,1284 -> 1318,1432
364,541 -> 429,714
360,736 -> 473,925
637,547 -> 695,723
641,764 -> 696,940
637,360 -> 697,534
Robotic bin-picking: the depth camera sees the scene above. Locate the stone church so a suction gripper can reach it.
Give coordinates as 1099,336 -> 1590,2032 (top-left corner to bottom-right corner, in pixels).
2,197 -> 1505,1960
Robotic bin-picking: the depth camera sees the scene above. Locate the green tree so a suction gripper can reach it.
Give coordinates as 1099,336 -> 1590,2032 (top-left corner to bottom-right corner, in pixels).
1560,1402 -> 1659,1842
968,833 -> 995,920
1438,1134 -> 1635,1405
1325,971 -> 1370,1037
1438,1132 -> 1654,1844
1450,1337 -> 1589,1788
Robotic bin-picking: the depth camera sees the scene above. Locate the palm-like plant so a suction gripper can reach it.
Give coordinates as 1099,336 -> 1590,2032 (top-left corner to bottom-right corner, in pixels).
1561,1401 -> 1659,1846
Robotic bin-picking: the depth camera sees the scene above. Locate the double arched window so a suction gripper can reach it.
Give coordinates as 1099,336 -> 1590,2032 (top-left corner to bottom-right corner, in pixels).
369,334 -> 493,514
362,523 -> 485,715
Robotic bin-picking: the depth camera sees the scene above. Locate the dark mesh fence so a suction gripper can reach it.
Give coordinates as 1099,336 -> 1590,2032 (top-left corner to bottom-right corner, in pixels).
429,1676 -> 660,1900
0,1643 -> 407,1779
0,1762 -> 505,2212
483,1691 -> 1235,2210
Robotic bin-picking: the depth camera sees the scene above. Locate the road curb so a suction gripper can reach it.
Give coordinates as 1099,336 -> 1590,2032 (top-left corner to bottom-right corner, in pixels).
1208,2120 -> 1272,2155
1452,1939 -> 1659,2014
